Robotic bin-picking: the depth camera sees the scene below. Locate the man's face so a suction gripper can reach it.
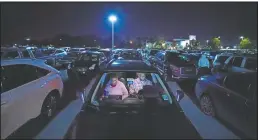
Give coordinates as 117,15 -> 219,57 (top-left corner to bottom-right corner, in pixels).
111,77 -> 118,86
138,73 -> 146,81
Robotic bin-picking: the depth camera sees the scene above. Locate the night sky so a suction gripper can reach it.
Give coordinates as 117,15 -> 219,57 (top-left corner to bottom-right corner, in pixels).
1,2 -> 257,44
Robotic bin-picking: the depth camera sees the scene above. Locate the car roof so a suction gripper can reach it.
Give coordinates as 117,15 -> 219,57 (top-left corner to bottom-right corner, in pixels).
1,58 -> 46,66
105,60 -> 157,72
1,47 -> 26,52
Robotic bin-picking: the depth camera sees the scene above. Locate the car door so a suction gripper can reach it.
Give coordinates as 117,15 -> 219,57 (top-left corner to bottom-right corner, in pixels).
1,65 -> 15,139
1,64 -> 45,138
220,74 -> 251,133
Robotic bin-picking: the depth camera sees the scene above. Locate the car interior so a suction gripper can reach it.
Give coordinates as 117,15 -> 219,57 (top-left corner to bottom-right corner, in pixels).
93,72 -> 171,107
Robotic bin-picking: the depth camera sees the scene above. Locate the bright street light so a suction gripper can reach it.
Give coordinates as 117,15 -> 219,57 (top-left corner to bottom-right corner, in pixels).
218,36 -> 220,39
26,38 -> 30,41
240,36 -> 244,40
109,15 -> 117,23
108,15 -> 117,49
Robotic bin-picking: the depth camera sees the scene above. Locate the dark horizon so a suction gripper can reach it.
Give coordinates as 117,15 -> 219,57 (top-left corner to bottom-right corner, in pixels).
1,2 -> 257,44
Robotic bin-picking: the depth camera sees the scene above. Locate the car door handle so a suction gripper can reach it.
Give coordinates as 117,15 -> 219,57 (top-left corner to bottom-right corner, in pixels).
1,101 -> 7,105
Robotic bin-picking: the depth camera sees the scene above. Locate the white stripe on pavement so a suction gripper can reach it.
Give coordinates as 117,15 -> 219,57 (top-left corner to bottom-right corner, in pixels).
167,81 -> 239,139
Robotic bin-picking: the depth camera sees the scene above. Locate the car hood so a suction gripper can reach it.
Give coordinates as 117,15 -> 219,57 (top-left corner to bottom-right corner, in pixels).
77,105 -> 201,139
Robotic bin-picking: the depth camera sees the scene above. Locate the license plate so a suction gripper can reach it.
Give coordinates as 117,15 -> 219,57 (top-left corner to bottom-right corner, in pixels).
185,69 -> 192,72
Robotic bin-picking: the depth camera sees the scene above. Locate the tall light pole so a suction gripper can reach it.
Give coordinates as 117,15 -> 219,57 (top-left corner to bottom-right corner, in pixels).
108,15 -> 117,50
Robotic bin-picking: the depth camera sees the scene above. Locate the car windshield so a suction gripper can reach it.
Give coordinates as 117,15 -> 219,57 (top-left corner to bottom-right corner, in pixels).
42,49 -> 55,55
90,72 -> 172,107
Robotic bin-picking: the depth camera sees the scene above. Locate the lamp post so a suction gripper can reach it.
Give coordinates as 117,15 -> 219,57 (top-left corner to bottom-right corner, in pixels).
108,15 -> 117,50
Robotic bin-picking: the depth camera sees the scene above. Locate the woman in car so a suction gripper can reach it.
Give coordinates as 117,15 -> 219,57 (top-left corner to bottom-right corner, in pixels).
129,73 -> 152,95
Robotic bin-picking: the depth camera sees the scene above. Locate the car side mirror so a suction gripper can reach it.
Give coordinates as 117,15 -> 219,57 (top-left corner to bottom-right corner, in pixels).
176,90 -> 184,102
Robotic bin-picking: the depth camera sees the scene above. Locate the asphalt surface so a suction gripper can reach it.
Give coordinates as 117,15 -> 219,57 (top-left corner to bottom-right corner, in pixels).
176,79 -> 249,139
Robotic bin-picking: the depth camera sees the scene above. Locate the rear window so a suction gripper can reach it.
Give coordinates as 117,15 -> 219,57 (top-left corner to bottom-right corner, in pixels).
1,51 -> 20,59
216,56 -> 230,63
245,59 -> 257,71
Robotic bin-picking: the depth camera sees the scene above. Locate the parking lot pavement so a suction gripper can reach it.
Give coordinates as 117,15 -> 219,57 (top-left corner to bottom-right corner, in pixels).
7,69 -> 94,139
167,81 -> 239,139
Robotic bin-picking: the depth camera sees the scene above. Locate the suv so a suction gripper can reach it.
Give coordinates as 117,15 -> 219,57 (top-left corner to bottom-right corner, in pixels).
153,51 -> 197,81
1,59 -> 64,139
1,47 -> 35,59
222,55 -> 257,73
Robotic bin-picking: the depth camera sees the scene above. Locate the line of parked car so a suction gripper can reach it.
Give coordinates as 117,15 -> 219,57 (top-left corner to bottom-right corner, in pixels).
138,48 -> 257,138
1,46 -> 112,139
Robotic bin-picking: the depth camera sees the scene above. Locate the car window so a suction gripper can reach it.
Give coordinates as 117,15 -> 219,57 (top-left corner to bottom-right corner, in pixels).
227,57 -> 234,65
216,56 -> 230,63
1,51 -> 20,59
244,58 -> 257,71
22,50 -> 30,58
1,64 -> 38,93
91,54 -> 98,62
35,66 -> 51,78
224,75 -> 251,99
232,57 -> 243,67
90,72 -> 173,106
56,50 -> 64,53
83,54 -> 91,61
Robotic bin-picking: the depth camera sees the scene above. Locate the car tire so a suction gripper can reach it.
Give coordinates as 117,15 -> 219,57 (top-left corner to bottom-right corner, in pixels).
200,94 -> 216,117
41,93 -> 59,118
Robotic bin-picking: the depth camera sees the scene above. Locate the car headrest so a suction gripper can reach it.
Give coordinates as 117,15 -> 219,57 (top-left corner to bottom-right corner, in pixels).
142,85 -> 162,99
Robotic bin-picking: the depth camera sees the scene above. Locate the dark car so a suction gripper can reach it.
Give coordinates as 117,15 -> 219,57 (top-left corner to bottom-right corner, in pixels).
72,51 -> 107,75
153,51 -> 197,81
55,51 -> 84,69
36,60 -> 201,139
118,50 -> 142,60
195,72 -> 257,138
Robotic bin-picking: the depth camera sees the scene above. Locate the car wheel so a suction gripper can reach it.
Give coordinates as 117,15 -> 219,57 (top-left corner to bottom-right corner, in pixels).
41,94 -> 58,118
200,94 -> 216,117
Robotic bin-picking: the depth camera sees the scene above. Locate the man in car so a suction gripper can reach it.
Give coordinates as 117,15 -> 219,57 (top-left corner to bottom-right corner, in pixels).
197,54 -> 211,76
103,73 -> 129,100
129,73 -> 152,94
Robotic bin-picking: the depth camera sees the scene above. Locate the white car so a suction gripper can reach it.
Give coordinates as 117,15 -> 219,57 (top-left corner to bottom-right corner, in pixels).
1,58 -> 64,139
